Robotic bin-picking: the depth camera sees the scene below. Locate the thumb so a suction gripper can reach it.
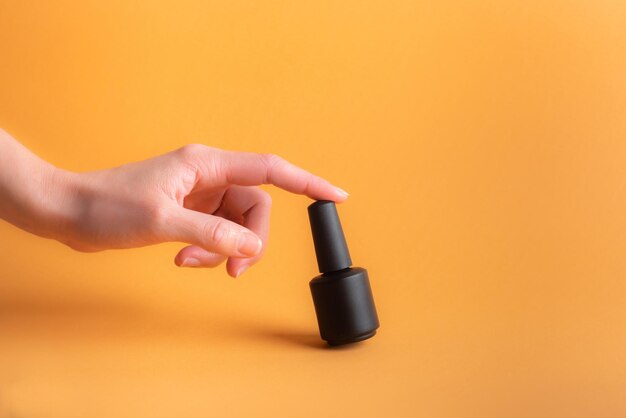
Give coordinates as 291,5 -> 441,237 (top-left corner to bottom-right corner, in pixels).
165,207 -> 263,257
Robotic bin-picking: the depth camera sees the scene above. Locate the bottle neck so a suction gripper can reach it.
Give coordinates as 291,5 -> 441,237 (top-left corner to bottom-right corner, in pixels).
322,266 -> 352,277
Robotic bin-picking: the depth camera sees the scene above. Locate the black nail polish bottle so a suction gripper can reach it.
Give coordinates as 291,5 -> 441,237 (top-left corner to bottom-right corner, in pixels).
308,200 -> 379,346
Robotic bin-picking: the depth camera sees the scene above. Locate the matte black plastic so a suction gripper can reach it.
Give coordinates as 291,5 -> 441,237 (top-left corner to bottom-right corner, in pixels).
307,200 -> 379,346
310,267 -> 379,345
308,200 -> 352,273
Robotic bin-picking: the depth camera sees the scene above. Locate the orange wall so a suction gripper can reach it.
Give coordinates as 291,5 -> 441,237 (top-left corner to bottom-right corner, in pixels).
1,1 -> 626,417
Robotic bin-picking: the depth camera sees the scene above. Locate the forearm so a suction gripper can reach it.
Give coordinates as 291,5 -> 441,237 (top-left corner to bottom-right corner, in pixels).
0,129 -> 80,240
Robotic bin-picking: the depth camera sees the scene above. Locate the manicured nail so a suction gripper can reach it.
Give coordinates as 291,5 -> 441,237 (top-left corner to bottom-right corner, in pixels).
334,186 -> 349,198
236,265 -> 249,278
238,232 -> 262,256
182,257 -> 201,267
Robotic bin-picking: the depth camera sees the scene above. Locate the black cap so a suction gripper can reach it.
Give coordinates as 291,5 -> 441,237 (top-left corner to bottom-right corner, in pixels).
307,200 -> 352,273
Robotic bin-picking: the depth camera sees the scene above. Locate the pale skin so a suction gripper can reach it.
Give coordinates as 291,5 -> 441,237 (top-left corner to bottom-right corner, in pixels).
0,129 -> 348,277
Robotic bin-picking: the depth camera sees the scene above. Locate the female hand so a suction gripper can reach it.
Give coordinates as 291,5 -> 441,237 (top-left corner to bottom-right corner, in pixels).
0,131 -> 349,277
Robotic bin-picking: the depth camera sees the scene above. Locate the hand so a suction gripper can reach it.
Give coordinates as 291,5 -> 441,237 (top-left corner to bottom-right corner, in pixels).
65,145 -> 349,277
0,131 -> 349,278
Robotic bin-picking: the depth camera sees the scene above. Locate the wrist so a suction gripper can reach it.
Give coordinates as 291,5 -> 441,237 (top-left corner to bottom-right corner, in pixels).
36,167 -> 85,243
6,161 -> 85,246
0,130 -> 87,246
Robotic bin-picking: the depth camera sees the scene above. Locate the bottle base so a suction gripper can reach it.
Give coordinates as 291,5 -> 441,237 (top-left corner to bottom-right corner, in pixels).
326,330 -> 377,346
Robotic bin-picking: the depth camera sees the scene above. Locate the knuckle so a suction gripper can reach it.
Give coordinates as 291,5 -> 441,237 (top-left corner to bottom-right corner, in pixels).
260,153 -> 282,167
144,201 -> 171,231
304,175 -> 322,194
293,172 -> 314,196
176,144 -> 223,181
259,153 -> 283,183
205,219 -> 230,248
176,143 -> 210,161
258,189 -> 272,207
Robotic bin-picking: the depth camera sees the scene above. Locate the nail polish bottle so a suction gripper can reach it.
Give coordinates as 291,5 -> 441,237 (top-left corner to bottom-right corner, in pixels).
308,200 -> 380,345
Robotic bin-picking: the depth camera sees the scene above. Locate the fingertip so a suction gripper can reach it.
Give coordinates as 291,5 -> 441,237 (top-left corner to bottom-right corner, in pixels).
333,186 -> 350,199
174,252 -> 185,267
235,265 -> 249,278
315,186 -> 349,203
333,193 -> 349,203
175,246 -> 228,268
226,261 -> 242,278
180,257 -> 202,267
237,231 -> 263,257
227,255 -> 261,278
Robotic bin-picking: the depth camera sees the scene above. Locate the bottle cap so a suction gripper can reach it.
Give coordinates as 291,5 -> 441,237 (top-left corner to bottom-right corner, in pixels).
307,200 -> 352,273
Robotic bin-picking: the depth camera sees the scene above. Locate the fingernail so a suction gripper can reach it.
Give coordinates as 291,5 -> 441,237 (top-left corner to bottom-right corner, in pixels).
238,232 -> 262,256
334,186 -> 349,198
236,265 -> 249,278
182,257 -> 201,267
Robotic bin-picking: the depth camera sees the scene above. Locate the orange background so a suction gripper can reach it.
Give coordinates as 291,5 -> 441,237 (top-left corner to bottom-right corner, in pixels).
1,1 -> 626,417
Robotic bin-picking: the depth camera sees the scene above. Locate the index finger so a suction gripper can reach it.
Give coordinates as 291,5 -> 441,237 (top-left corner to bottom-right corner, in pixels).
193,147 -> 350,202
